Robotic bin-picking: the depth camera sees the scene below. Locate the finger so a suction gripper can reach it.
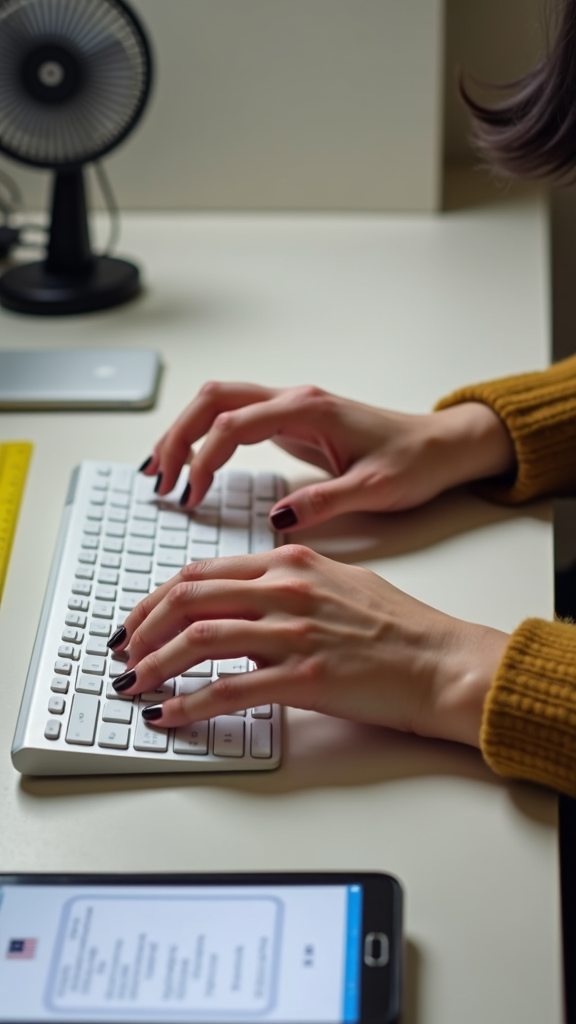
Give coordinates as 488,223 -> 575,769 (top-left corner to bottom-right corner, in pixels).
113,618 -> 277,697
110,554 -> 273,652
154,382 -> 277,497
141,663 -> 289,727
126,577 -> 269,668
183,395 -> 315,506
269,470 -> 368,532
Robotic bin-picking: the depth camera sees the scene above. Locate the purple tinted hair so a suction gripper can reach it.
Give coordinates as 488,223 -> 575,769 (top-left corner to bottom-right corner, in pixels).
461,0 -> 576,181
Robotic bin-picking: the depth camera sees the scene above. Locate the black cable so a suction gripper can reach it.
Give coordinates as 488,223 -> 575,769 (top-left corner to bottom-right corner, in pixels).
93,160 -> 120,254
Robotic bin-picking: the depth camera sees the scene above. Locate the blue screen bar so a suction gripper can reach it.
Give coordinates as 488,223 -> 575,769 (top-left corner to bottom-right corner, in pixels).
342,885 -> 363,1022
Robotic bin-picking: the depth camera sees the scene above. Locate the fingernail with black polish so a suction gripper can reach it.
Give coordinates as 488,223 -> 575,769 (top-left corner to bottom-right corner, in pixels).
179,482 -> 191,507
112,669 -> 137,693
138,456 -> 153,473
142,704 -> 163,722
153,473 -> 163,494
270,506 -> 298,530
107,625 -> 126,650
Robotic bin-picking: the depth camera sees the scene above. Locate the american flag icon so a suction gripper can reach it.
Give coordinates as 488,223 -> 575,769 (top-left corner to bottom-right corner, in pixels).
6,938 -> 38,960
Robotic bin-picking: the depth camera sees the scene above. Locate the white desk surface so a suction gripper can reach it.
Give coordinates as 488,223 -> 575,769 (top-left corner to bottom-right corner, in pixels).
0,179 -> 561,1024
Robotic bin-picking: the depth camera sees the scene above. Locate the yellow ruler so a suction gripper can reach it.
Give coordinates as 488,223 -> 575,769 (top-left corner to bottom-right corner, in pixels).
0,442 -> 33,605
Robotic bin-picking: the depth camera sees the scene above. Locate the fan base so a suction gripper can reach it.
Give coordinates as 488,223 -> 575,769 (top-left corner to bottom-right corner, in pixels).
0,256 -> 141,315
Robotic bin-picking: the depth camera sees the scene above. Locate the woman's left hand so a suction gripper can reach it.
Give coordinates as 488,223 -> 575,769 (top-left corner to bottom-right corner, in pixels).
109,545 -> 508,747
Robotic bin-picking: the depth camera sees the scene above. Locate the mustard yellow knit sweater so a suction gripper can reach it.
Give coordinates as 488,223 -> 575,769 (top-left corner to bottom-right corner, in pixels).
437,354 -> 576,796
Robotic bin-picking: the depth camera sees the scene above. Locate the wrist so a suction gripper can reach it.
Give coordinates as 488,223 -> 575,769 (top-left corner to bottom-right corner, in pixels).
425,619 -> 510,747
432,402 -> 517,490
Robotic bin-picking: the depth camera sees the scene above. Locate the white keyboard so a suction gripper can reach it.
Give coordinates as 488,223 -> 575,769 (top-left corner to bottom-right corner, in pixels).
11,461 -> 285,776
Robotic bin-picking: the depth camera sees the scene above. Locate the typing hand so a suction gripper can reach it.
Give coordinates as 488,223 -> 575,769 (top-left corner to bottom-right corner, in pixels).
139,382 -> 516,532
108,546 -> 508,745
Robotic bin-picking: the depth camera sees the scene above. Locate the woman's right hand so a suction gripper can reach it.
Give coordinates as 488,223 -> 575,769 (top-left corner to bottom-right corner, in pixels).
141,382 -> 516,531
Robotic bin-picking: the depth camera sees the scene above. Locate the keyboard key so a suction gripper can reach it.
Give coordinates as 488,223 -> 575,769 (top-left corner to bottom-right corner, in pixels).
45,720 -> 61,740
251,720 -> 272,758
106,680 -> 134,700
174,720 -> 209,754
251,705 -> 272,718
119,593 -> 140,612
126,537 -> 154,556
189,542 -> 218,561
223,486 -> 251,509
76,675 -> 103,695
102,701 -> 133,724
140,680 -> 175,701
98,723 -> 130,749
190,523 -> 219,544
98,569 -> 119,586
54,659 -> 72,675
95,585 -> 117,602
72,581 -> 91,596
213,716 -> 244,757
109,493 -> 131,508
217,658 -> 250,676
121,575 -> 150,593
48,696 -> 65,715
109,660 -> 128,678
159,510 -> 188,530
129,521 -> 156,539
124,555 -> 153,574
227,470 -> 251,491
251,519 -> 276,553
107,507 -> 128,523
75,566 -> 94,580
158,530 -> 187,549
182,660 -> 212,677
132,505 -> 158,522
83,522 -> 101,536
105,523 -> 126,539
103,538 -> 124,553
66,693 -> 99,745
155,549 -> 186,568
218,528 -> 250,557
255,472 -> 276,499
101,553 -> 121,569
177,677 -> 212,696
51,677 -> 69,694
65,611 -> 87,628
88,490 -> 106,505
133,709 -> 169,752
86,506 -> 104,521
86,638 -> 109,657
82,656 -> 106,676
154,567 -> 175,587
61,628 -> 83,644
93,602 -> 115,619
111,467 -> 134,492
89,619 -> 111,637
58,644 -> 80,661
81,535 -> 99,549
134,475 -> 157,502
78,551 -> 97,565
68,596 -> 89,612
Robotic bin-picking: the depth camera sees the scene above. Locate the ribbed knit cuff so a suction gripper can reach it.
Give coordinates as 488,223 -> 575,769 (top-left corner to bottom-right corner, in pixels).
435,354 -> 576,504
481,618 -> 576,796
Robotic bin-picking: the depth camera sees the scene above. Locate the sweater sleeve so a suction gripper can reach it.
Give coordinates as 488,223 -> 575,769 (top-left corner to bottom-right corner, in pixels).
435,354 -> 576,504
481,618 -> 576,796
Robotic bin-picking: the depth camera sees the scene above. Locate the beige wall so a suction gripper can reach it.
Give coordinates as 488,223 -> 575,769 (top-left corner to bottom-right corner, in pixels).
0,0 -> 444,214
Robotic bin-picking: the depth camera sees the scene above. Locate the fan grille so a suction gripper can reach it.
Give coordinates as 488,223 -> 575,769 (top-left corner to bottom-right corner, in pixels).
0,0 -> 151,167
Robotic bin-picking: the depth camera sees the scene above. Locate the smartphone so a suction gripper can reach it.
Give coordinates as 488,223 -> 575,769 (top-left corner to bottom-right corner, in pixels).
0,350 -> 161,410
0,872 -> 402,1024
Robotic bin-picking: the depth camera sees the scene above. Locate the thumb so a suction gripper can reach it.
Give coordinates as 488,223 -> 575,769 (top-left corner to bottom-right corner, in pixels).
269,473 -> 364,532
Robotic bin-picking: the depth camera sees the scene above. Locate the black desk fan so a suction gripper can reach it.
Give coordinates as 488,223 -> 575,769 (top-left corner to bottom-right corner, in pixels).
0,0 -> 152,315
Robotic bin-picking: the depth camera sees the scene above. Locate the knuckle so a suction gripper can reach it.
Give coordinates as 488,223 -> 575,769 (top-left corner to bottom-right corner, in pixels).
211,675 -> 239,705
307,484 -> 330,517
284,617 -> 316,645
291,654 -> 322,684
199,380 -> 222,400
188,619 -> 216,644
144,648 -> 161,680
213,411 -> 236,435
278,543 -> 316,569
275,575 -> 314,602
296,384 -> 325,403
166,581 -> 194,609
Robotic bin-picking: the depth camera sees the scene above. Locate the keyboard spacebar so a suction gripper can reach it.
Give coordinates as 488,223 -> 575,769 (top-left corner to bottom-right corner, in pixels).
218,528 -> 250,557
66,694 -> 99,745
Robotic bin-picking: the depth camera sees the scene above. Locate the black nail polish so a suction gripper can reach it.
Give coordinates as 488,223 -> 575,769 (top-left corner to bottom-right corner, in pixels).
142,704 -> 163,722
107,625 -> 127,650
112,669 -> 137,693
154,473 -> 163,494
138,456 -> 152,472
270,506 -> 298,530
179,482 -> 191,507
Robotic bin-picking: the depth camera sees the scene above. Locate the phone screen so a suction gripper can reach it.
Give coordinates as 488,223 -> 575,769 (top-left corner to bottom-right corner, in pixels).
0,882 -> 364,1023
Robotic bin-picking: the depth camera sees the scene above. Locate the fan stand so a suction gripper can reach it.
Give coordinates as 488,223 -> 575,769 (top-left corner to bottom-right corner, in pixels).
0,168 -> 141,315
